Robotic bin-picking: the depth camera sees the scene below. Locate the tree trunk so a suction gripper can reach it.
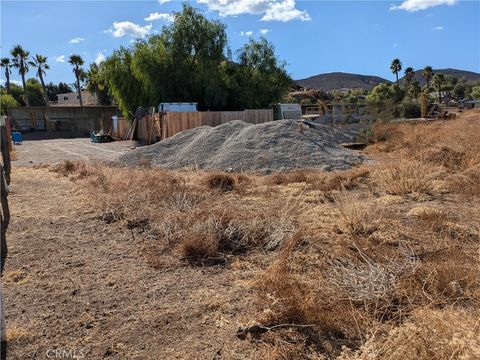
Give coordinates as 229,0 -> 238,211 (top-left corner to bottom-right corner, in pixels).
4,68 -> 10,94
21,71 -> 29,107
395,72 -> 399,87
94,86 -> 101,106
38,72 -> 49,106
76,66 -> 83,107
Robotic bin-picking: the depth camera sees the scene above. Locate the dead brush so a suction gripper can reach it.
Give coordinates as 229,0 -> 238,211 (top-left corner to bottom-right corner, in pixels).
421,146 -> 468,172
331,193 -> 380,236
328,244 -> 418,305
372,160 -> 435,196
339,307 -> 480,360
396,256 -> 480,307
177,206 -> 296,265
50,160 -> 79,176
447,164 -> 480,196
202,172 -> 236,191
407,205 -> 451,232
266,167 -> 370,194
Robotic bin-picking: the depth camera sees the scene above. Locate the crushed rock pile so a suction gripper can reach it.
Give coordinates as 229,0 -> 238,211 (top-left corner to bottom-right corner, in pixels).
118,120 -> 364,172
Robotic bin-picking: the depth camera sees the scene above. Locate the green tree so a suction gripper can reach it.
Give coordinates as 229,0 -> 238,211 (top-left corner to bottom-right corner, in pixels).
68,54 -> 84,107
100,4 -> 291,116
11,44 -> 30,106
409,80 -> 422,99
29,54 -> 50,106
85,63 -> 110,105
367,83 -> 395,103
6,83 -> 25,105
26,78 -> 46,106
404,67 -> 414,88
233,37 -> 291,109
471,85 -> 480,100
0,58 -> 13,94
102,47 -> 146,115
0,94 -> 18,115
432,73 -> 445,102
422,66 -> 433,89
390,58 -> 402,86
452,82 -> 466,99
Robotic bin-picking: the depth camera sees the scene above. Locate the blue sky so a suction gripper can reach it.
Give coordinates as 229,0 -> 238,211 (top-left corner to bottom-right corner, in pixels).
1,0 -> 479,86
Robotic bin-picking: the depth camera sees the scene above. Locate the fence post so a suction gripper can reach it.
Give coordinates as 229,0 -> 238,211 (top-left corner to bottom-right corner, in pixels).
0,126 -> 11,185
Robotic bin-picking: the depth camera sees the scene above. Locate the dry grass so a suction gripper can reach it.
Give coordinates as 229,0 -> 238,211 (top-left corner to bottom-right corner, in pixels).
372,160 -> 435,196
49,110 -> 480,359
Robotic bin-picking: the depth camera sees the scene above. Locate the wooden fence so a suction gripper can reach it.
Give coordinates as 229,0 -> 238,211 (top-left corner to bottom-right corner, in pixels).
1,118 -> 11,280
133,109 -> 273,145
0,118 -> 12,184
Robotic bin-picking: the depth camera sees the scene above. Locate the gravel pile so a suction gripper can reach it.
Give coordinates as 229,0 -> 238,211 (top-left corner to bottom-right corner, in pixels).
118,120 -> 364,172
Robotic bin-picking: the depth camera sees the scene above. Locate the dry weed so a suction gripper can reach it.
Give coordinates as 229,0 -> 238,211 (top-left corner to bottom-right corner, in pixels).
339,308 -> 480,360
372,160 -> 434,196
332,194 -> 380,236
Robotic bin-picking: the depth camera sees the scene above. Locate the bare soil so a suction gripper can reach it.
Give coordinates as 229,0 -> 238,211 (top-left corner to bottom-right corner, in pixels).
3,166 -> 270,359
12,138 -> 136,167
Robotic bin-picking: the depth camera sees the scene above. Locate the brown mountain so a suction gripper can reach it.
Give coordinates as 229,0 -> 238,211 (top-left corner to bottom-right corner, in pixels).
295,72 -> 390,91
399,68 -> 480,86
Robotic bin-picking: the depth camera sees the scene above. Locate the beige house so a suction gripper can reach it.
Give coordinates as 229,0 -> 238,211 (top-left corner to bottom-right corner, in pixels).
53,91 -> 97,106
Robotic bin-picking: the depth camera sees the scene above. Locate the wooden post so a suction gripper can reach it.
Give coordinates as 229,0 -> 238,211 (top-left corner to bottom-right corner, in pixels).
0,126 -> 11,185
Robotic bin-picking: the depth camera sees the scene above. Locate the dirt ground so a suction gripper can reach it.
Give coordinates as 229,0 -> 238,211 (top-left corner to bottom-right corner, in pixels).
3,111 -> 480,359
3,144 -> 268,359
12,138 -> 137,167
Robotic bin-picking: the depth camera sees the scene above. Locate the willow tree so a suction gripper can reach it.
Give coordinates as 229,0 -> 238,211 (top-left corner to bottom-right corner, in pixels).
100,4 -> 291,116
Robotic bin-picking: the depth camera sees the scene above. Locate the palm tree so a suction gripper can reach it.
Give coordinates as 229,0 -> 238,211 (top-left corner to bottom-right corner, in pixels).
0,58 -> 13,94
409,80 -> 421,100
29,54 -> 50,106
422,66 -> 433,89
432,73 -> 444,103
404,67 -> 415,88
390,58 -> 402,87
11,44 -> 30,106
68,54 -> 84,107
85,63 -> 101,105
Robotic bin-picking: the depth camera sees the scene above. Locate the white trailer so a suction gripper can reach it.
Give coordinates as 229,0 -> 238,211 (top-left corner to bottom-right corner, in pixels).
158,102 -> 198,112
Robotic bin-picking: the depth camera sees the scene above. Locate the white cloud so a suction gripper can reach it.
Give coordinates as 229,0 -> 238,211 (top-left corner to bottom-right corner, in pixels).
432,25 -> 444,30
259,28 -> 271,34
55,55 -> 66,63
69,37 -> 84,44
241,30 -> 254,36
95,52 -> 106,65
393,43 -> 399,47
197,0 -> 310,22
159,0 -> 170,3
390,0 -> 457,12
0,79 -> 22,86
145,12 -> 174,22
261,0 -> 311,21
105,21 -> 152,39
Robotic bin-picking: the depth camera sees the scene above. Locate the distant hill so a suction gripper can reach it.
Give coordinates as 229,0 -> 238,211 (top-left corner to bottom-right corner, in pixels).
295,72 -> 390,91
400,68 -> 480,86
